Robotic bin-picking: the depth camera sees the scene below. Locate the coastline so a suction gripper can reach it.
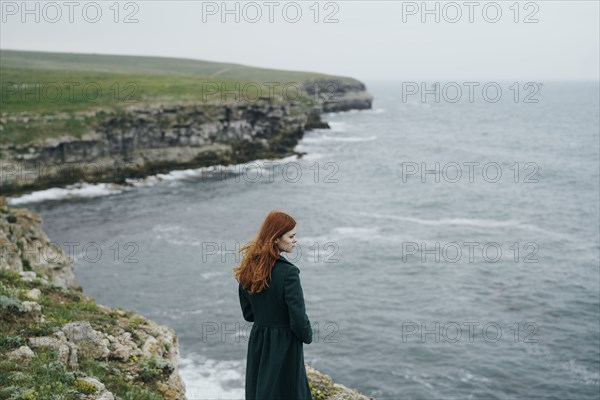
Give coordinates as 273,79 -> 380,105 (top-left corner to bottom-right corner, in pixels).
0,74 -> 375,399
1,78 -> 372,198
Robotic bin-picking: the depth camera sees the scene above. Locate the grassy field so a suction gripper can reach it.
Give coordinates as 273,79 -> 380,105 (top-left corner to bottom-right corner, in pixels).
1,50 -> 349,145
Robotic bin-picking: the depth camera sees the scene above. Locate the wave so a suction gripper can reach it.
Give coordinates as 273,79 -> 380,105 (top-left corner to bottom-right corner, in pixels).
307,121 -> 348,133
299,226 -> 427,246
179,354 -> 245,399
364,108 -> 386,114
7,182 -> 127,205
328,121 -> 348,132
5,156 -> 302,205
298,226 -> 378,244
355,211 -> 550,233
300,135 -> 377,144
133,155 -> 300,184
524,344 -> 599,386
324,109 -> 359,117
332,226 -> 380,237
294,152 -> 329,161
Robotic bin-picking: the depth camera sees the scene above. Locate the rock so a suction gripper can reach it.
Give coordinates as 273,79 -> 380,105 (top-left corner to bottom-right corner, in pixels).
7,346 -> 35,363
1,208 -> 81,290
20,300 -> 43,322
95,392 -> 115,400
106,330 -> 141,361
74,377 -> 116,400
142,336 -> 162,358
19,271 -> 37,282
28,333 -> 78,368
77,376 -> 106,392
79,377 -> 105,392
20,301 -> 41,312
62,321 -> 110,360
306,365 -> 374,400
24,288 -> 41,300
302,78 -> 373,113
29,335 -> 61,348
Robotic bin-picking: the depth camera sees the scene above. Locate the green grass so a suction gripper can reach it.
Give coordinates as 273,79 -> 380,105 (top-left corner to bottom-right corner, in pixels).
0,49 -> 353,145
0,49 -> 339,83
1,66 -> 273,115
0,347 -> 79,400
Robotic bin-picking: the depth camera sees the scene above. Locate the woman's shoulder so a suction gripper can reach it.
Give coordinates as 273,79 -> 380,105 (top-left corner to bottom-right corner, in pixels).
276,255 -> 295,266
276,255 -> 300,274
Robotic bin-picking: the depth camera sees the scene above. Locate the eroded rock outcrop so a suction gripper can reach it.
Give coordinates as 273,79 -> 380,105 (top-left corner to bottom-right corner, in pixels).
303,78 -> 374,112
0,197 -> 80,289
0,201 -> 186,399
307,365 -> 375,400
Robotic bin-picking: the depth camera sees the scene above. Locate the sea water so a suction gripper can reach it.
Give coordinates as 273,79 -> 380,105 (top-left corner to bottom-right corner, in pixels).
11,81 -> 600,400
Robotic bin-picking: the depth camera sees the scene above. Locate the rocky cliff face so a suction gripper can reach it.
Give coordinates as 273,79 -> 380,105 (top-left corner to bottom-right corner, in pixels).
303,78 -> 374,112
0,78 -> 372,197
0,200 -> 80,290
0,198 -> 374,399
0,102 -> 311,196
0,198 -> 187,399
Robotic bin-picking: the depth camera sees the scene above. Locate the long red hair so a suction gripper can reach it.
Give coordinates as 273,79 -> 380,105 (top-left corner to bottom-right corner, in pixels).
233,210 -> 296,294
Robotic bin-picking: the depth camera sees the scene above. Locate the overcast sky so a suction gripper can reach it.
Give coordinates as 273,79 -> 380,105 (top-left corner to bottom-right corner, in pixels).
1,0 -> 598,81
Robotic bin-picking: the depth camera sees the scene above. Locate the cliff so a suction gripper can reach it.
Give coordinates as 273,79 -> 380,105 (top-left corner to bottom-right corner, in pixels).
0,198 -> 374,399
0,77 -> 372,197
0,198 -> 187,399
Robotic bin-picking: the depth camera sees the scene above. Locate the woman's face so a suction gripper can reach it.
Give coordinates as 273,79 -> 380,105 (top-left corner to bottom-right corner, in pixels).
275,226 -> 297,253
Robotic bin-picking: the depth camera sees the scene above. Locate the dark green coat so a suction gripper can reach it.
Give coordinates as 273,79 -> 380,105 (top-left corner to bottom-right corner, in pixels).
238,254 -> 313,400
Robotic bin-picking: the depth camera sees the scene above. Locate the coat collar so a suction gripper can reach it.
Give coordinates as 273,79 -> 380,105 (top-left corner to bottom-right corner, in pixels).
278,254 -> 294,266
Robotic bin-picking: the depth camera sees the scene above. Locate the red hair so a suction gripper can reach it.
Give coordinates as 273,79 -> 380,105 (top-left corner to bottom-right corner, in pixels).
233,210 -> 296,294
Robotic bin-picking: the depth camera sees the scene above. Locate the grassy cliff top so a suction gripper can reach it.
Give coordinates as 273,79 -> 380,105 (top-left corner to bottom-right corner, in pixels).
0,50 -> 357,145
0,49 -> 357,114
1,49 -> 343,82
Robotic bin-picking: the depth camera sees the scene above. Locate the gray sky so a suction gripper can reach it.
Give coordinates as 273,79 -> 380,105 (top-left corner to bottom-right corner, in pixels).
1,0 -> 599,81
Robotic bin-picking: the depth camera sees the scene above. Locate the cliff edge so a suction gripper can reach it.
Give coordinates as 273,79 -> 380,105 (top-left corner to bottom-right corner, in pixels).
0,197 -> 187,399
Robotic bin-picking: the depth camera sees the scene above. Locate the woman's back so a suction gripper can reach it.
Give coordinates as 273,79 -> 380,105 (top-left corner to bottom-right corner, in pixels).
239,254 -> 313,400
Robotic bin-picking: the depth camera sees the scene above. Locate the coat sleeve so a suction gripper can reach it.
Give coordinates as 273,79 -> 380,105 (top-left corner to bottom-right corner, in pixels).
284,266 -> 313,344
238,283 -> 254,322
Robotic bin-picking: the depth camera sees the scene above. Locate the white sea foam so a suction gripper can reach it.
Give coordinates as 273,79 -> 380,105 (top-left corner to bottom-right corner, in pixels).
525,344 -> 599,386
298,226 -> 377,244
7,182 -> 127,205
328,121 -> 348,132
561,360 -> 600,385
323,109 -> 360,117
355,211 -> 549,233
364,108 -> 386,114
300,135 -> 376,144
296,152 -> 328,161
456,368 -> 490,383
179,354 -> 245,400
332,226 -> 380,238
129,156 -> 301,186
6,156 -> 304,205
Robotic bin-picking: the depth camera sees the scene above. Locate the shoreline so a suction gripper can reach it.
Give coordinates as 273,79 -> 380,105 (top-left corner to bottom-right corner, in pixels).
5,153 -> 302,205
1,78 -> 373,198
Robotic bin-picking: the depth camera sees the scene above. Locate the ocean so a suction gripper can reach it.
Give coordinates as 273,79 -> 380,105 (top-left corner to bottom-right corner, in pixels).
9,80 -> 600,400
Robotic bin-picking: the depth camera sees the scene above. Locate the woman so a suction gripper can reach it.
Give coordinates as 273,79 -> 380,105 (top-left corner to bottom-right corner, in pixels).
233,210 -> 313,400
